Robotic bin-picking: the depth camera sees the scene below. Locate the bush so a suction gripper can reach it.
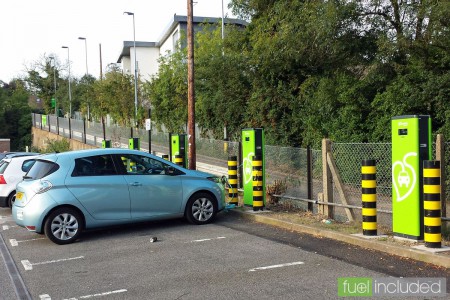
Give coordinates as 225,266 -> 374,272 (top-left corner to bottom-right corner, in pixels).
41,138 -> 70,153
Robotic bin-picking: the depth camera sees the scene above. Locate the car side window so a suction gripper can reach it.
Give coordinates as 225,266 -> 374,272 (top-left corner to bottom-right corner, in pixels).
72,155 -> 117,177
119,154 -> 167,175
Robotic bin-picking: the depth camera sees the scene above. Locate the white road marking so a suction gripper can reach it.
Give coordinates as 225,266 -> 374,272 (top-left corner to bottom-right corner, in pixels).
21,256 -> 84,271
249,261 -> 304,272
39,294 -> 51,299
191,236 -> 226,242
2,225 -> 17,230
10,237 -> 45,246
21,260 -> 33,271
63,289 -> 127,300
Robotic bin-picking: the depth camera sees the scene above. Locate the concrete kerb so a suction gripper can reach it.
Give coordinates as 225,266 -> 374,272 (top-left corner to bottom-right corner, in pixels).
231,209 -> 450,269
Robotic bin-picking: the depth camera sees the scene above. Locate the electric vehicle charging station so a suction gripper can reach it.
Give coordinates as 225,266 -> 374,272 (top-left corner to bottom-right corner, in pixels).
129,138 -> 140,150
170,134 -> 187,168
102,140 -> 111,148
392,115 -> 431,240
241,128 -> 265,207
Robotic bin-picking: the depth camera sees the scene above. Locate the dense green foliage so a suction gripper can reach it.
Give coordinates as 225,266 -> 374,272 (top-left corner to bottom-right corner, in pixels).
0,80 -> 32,150
1,0 -> 449,149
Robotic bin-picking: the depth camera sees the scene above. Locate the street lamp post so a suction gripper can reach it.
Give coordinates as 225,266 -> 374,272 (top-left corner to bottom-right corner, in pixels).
124,11 -> 138,128
61,46 -> 72,118
78,37 -> 90,120
78,37 -> 89,75
49,56 -> 57,115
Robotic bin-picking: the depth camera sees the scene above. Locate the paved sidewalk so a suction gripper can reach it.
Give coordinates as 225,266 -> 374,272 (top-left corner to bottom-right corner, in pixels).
230,207 -> 450,269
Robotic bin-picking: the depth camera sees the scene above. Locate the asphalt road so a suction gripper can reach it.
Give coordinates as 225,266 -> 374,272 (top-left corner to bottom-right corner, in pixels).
1,208 -> 448,299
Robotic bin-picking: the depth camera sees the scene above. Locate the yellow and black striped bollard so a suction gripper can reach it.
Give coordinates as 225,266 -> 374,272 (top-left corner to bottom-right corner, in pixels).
423,160 -> 441,248
162,154 -> 169,161
175,155 -> 184,167
252,155 -> 264,211
361,159 -> 377,236
228,156 -> 238,206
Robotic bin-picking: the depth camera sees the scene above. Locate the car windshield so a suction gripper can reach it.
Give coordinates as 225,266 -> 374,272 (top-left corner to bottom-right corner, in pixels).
25,160 -> 59,179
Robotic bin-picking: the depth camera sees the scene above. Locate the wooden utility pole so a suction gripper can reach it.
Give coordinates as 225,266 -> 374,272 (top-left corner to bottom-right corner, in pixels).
187,0 -> 196,169
99,43 -> 106,140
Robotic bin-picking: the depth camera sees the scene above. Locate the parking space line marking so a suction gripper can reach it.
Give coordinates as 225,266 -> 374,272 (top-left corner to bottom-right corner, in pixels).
2,225 -> 18,230
62,289 -> 127,300
39,294 -> 51,299
21,256 -> 84,271
249,261 -> 304,272
191,236 -> 226,242
10,237 -> 45,246
21,260 -> 33,271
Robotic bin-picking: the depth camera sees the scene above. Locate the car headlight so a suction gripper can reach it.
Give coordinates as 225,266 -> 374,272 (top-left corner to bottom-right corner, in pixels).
207,176 -> 221,183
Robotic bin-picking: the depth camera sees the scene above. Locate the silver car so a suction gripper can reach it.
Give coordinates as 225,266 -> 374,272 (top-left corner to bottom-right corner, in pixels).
13,148 -> 225,245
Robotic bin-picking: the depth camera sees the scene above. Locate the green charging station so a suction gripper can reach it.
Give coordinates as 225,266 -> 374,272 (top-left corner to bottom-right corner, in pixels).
392,115 -> 431,240
102,140 -> 111,148
129,138 -> 140,150
241,128 -> 265,207
170,134 -> 187,168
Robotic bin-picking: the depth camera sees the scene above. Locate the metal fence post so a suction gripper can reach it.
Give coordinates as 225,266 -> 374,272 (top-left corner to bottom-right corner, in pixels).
321,139 -> 333,218
307,145 -> 313,212
435,134 -> 446,217
83,119 -> 87,144
68,118 -> 72,139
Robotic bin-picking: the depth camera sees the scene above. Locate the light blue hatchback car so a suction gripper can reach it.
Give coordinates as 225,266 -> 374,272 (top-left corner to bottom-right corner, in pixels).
13,148 -> 225,245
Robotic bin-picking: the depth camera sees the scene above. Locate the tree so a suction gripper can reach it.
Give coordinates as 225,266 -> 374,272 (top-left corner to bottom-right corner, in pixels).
143,48 -> 188,133
195,24 -> 251,140
0,80 -> 32,150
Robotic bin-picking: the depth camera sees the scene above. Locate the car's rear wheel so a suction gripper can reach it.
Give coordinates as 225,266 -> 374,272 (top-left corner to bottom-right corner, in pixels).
185,193 -> 217,225
44,207 -> 83,245
7,192 -> 15,208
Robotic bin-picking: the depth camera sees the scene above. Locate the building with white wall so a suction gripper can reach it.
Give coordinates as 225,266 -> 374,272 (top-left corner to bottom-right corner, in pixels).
117,15 -> 247,81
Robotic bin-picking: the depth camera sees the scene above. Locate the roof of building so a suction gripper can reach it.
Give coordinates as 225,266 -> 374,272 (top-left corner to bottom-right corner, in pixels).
117,15 -> 248,63
117,41 -> 158,63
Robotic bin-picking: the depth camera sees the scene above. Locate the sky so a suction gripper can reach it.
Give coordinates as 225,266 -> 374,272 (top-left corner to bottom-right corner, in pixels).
0,0 -> 235,83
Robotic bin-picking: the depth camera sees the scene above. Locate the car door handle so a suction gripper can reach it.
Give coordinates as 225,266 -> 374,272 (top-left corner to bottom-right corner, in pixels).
130,182 -> 142,187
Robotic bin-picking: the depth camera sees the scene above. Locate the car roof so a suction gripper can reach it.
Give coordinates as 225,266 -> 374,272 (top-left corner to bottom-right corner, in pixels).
38,148 -> 153,160
4,152 -> 39,158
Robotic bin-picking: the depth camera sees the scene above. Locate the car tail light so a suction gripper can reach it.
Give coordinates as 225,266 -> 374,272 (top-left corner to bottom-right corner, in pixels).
31,180 -> 53,194
0,175 -> 6,184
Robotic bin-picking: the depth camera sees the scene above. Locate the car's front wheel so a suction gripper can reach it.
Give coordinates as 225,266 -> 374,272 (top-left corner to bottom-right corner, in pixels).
44,207 -> 83,245
185,193 -> 217,225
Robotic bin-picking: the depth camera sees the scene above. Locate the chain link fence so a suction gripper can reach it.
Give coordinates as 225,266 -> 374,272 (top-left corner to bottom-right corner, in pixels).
331,143 -> 392,228
32,113 -> 450,222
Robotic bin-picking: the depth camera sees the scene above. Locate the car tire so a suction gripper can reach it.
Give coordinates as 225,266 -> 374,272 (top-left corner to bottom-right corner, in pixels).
7,192 -> 15,208
185,193 -> 217,225
44,207 -> 83,245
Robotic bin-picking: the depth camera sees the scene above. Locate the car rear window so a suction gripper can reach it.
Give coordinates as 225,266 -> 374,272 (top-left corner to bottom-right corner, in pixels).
0,161 -> 9,174
26,160 -> 59,179
22,159 -> 36,172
